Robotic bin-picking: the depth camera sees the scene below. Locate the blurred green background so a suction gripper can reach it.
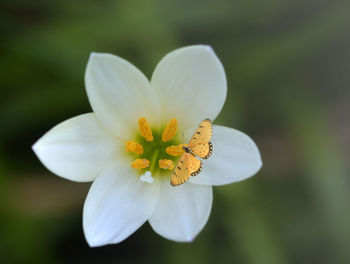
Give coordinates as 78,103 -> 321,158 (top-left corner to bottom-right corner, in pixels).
1,0 -> 350,263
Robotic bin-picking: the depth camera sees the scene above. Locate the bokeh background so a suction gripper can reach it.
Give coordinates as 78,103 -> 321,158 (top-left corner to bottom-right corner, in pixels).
1,0 -> 350,263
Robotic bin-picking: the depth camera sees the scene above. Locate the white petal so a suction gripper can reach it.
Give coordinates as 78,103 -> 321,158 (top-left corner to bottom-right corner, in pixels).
85,53 -> 161,138
32,113 -> 122,182
83,161 -> 159,247
189,125 -> 262,186
149,179 -> 212,242
151,45 -> 227,132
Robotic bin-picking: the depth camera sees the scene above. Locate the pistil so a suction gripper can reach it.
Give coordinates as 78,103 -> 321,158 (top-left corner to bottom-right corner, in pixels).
149,149 -> 160,173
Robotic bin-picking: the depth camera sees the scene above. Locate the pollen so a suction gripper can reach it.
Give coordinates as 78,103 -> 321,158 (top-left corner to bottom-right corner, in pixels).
159,159 -> 174,170
166,144 -> 186,156
131,159 -> 150,170
162,118 -> 178,142
125,141 -> 143,155
138,117 -> 154,141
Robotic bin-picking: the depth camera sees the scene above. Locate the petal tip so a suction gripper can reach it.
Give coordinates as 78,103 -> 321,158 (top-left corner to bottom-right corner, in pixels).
31,141 -> 38,152
253,145 -> 263,172
31,138 -> 43,157
203,45 -> 214,52
88,52 -> 98,61
85,237 -> 99,248
256,157 -> 263,173
83,222 -> 107,248
88,52 -> 111,64
185,235 -> 196,243
186,44 -> 216,55
84,235 -> 104,248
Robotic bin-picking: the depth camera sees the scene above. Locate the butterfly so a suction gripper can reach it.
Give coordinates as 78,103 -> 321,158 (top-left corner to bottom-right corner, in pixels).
170,119 -> 213,186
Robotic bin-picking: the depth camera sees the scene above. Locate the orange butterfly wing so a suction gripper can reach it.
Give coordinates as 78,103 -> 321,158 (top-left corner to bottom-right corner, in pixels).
170,153 -> 202,186
170,119 -> 212,186
191,142 -> 213,159
189,119 -> 213,159
188,155 -> 202,176
189,119 -> 212,146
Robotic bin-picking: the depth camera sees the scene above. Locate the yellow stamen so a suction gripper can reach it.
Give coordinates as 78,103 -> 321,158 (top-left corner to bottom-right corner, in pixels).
138,117 -> 154,141
162,118 -> 178,142
131,159 -> 150,170
159,159 -> 174,170
166,144 -> 186,156
125,141 -> 144,155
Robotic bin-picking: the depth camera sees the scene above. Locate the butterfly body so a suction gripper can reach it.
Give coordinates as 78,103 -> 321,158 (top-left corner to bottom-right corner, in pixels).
171,119 -> 213,186
182,146 -> 191,153
182,146 -> 195,156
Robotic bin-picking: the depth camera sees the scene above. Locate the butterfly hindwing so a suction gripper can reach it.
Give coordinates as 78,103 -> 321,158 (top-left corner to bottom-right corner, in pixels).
189,119 -> 212,146
191,142 -> 213,159
170,153 -> 203,186
188,155 -> 202,176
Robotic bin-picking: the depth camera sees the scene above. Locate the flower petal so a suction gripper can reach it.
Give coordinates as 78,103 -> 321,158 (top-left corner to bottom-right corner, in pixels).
149,179 -> 212,242
83,161 -> 159,247
151,45 -> 226,131
85,53 -> 161,138
32,113 -> 122,182
189,125 -> 262,186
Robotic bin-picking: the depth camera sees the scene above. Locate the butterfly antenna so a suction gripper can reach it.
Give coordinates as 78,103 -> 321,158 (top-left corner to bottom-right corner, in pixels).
181,131 -> 184,144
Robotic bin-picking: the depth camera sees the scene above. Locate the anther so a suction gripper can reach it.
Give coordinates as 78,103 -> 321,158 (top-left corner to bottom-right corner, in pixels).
125,141 -> 143,155
138,117 -> 153,141
131,159 -> 150,170
162,118 -> 178,142
159,159 -> 174,170
166,144 -> 187,156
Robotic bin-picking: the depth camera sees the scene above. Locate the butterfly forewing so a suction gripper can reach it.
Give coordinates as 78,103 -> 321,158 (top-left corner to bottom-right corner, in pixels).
191,142 -> 213,159
171,153 -> 191,186
189,119 -> 212,147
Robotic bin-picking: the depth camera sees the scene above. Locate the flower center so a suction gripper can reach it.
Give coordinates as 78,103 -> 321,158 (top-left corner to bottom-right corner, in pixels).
125,117 -> 186,180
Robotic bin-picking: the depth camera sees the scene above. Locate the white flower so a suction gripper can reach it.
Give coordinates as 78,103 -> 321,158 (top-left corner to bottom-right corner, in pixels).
32,45 -> 262,246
